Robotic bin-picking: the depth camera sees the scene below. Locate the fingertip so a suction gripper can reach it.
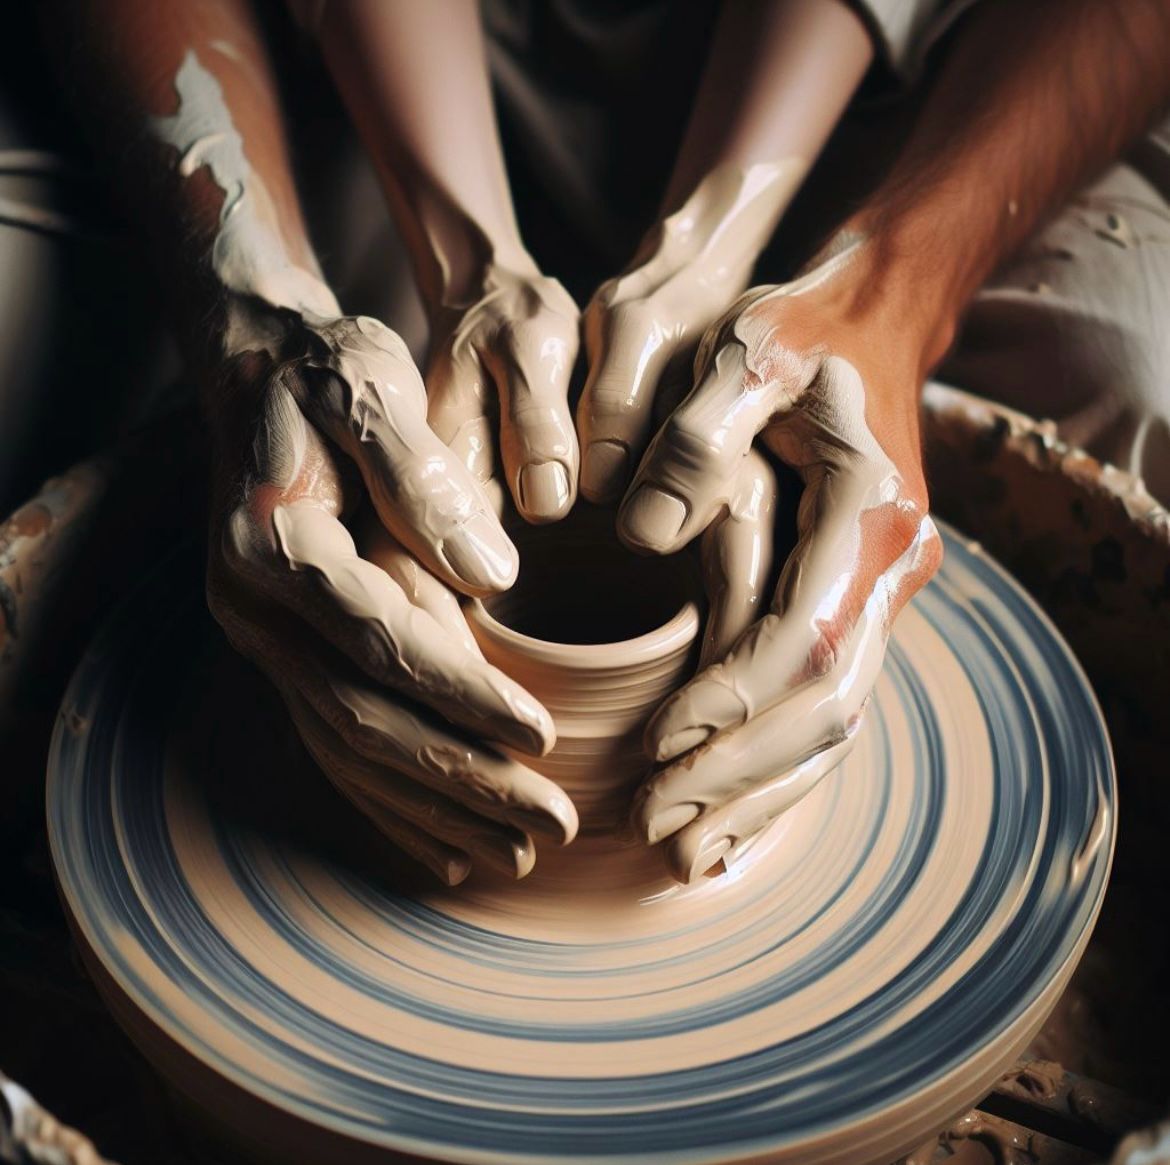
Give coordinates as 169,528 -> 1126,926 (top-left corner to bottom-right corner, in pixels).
672,833 -> 732,885
618,485 -> 688,553
644,801 -> 701,846
441,855 -> 474,887
508,791 -> 579,847
465,831 -> 536,880
439,511 -> 519,594
510,706 -> 557,759
484,673 -> 556,757
552,791 -> 580,845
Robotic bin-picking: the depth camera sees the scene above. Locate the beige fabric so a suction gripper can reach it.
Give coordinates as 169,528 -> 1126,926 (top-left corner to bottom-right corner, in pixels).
945,129 -> 1170,505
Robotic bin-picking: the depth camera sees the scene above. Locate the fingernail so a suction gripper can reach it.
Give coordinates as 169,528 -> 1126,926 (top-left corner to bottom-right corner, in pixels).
503,691 -> 556,758
686,837 -> 732,884
519,460 -> 571,518
645,801 -> 700,844
467,833 -> 535,879
442,511 -> 518,591
508,794 -> 579,847
622,487 -> 687,551
655,726 -> 712,763
582,439 -> 629,501
438,855 -> 473,887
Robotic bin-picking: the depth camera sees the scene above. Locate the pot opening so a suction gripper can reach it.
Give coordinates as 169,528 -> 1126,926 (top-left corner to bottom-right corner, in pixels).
484,505 -> 700,646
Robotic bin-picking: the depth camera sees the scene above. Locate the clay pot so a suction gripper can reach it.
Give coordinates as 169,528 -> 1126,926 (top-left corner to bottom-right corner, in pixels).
465,506 -> 702,832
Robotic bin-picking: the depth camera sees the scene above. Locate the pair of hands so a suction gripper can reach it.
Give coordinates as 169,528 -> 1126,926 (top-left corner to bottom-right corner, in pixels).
206,235 -> 940,886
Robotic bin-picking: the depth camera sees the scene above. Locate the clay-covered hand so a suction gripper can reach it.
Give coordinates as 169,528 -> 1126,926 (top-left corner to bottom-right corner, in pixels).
205,307 -> 578,886
621,238 -> 944,883
426,260 -> 580,523
578,165 -> 801,504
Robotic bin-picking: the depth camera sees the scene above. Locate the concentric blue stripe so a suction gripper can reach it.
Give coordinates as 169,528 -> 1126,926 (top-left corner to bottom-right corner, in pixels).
47,527 -> 1115,1163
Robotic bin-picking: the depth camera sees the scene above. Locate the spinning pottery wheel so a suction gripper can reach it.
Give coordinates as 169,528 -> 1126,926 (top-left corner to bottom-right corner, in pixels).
47,524 -> 1114,1165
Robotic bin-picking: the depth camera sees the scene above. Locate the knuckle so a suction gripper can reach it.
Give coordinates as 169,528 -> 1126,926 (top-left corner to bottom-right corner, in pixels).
585,379 -> 640,424
918,515 -> 945,579
886,502 -> 927,558
498,316 -> 564,369
804,630 -> 844,683
661,412 -> 724,468
596,300 -> 655,352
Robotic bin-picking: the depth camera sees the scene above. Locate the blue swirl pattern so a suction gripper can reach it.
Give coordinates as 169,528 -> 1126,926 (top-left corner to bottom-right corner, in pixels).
47,527 -> 1114,1164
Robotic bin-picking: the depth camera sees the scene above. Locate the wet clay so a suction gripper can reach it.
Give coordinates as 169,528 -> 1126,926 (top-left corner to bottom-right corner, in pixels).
579,161 -> 807,503
150,50 -> 584,882
466,505 -> 703,830
47,525 -> 1114,1164
615,239 -> 941,881
309,0 -> 582,523
151,49 -> 339,350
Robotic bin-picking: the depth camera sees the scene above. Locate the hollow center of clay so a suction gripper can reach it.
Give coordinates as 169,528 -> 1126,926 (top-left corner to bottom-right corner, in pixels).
484,505 -> 698,645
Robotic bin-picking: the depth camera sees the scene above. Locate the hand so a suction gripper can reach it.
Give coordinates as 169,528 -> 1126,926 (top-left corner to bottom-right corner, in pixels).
577,164 -> 796,504
425,260 -> 580,523
619,237 -> 944,883
205,307 -> 578,886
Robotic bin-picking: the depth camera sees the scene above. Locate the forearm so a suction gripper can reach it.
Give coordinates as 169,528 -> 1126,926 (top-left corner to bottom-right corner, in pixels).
312,0 -> 529,311
44,0 -> 336,367
848,0 -> 1170,370
644,0 -> 874,274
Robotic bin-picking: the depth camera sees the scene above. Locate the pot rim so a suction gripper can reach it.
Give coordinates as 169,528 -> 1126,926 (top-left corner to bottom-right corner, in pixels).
465,596 -> 702,670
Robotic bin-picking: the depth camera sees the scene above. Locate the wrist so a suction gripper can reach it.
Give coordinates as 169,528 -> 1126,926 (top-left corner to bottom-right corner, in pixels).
395,177 -> 536,316
827,213 -> 964,377
194,283 -> 335,389
425,239 -> 544,323
639,161 -> 806,285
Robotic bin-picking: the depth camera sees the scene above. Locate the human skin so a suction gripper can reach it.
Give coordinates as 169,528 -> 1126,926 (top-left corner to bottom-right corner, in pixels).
624,0 -> 1170,882
311,0 -> 581,524
577,0 -> 875,506
45,0 -> 578,885
573,0 -> 877,684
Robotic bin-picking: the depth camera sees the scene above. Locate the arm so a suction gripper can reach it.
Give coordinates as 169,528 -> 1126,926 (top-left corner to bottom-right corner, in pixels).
577,0 -> 875,505
310,0 -> 580,523
45,0 -> 578,882
623,0 -> 1170,882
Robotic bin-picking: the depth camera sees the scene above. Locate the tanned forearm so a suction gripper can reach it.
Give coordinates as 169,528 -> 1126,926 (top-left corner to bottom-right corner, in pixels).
43,0 -> 336,371
847,0 -> 1170,371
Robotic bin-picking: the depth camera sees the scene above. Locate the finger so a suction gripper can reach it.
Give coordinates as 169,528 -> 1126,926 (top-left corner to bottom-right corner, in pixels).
224,497 -> 553,755
290,693 -> 536,879
354,508 -> 483,658
617,315 -> 808,554
647,472 -> 940,763
293,316 -> 518,594
483,313 -> 579,523
212,590 -> 578,846
634,604 -> 884,844
698,449 -> 777,668
345,780 -> 534,880
344,787 -> 472,887
578,298 -> 688,503
426,333 -> 498,487
664,731 -> 860,884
